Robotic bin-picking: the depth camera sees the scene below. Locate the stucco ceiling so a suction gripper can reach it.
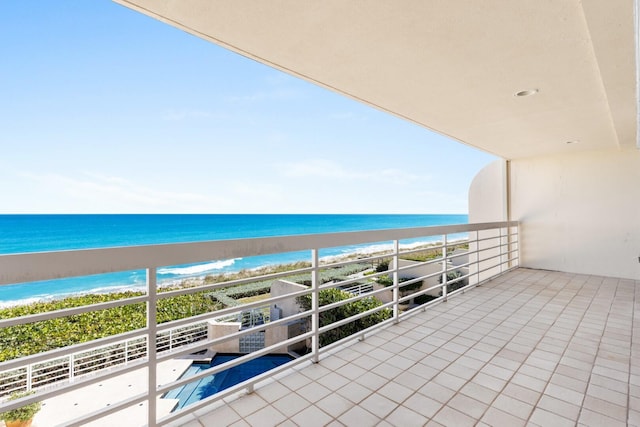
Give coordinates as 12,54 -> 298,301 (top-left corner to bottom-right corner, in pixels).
115,0 -> 638,160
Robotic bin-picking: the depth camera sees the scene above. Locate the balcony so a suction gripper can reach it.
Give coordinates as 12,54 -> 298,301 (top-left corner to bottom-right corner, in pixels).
0,221 -> 637,426
0,221 -> 527,426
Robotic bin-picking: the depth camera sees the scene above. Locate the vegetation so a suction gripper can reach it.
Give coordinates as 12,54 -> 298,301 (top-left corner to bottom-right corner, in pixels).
376,276 -> 423,292
439,270 -> 467,293
401,242 -> 468,262
375,260 -> 390,272
0,291 -> 221,362
208,262 -> 371,306
0,391 -> 41,422
296,288 -> 391,347
203,261 -> 312,284
401,248 -> 442,262
0,261 -> 372,362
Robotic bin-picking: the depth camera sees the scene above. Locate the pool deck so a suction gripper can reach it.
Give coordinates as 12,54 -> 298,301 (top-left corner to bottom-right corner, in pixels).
30,358 -> 191,427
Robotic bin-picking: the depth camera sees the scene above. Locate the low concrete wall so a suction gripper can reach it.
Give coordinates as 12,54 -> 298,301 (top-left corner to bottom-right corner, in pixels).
207,279 -> 307,354
270,280 -> 307,318
391,258 -> 442,297
207,322 -> 240,353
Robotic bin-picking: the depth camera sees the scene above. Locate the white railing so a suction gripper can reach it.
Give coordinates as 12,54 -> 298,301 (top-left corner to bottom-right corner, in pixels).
340,282 -> 374,295
0,321 -> 208,396
0,221 -> 518,426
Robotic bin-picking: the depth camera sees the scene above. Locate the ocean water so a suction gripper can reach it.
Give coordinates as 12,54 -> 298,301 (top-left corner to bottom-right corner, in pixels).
0,214 -> 467,306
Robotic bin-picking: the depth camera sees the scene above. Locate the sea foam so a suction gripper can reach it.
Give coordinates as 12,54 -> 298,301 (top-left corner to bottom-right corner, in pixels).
157,258 -> 240,276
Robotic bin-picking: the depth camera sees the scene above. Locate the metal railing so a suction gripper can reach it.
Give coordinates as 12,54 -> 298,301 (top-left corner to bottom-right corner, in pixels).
0,321 -> 208,396
0,221 -> 518,426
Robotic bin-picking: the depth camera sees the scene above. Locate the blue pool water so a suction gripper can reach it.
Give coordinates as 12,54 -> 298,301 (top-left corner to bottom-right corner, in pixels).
164,353 -> 294,410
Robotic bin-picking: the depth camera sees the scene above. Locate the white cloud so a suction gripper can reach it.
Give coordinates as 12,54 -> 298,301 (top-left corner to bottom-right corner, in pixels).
10,171 -> 296,214
18,171 -> 230,212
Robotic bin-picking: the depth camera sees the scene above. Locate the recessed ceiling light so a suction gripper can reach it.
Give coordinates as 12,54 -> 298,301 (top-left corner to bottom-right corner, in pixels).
565,140 -> 579,145
514,89 -> 538,97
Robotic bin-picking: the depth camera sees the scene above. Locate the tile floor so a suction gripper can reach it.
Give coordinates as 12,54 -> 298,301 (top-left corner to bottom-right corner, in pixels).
171,268 -> 640,427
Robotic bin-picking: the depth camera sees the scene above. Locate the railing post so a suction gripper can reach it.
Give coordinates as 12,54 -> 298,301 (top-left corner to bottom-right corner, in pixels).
147,267 -> 158,426
515,222 -> 520,266
392,239 -> 399,323
124,340 -> 129,365
69,355 -> 75,383
169,329 -> 173,351
500,226 -> 505,273
442,234 -> 448,301
507,222 -> 515,269
475,230 -> 481,286
26,365 -> 32,392
311,249 -> 320,363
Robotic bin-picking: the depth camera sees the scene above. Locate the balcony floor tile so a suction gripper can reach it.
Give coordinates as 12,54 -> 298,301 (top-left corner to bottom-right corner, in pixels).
168,268 -> 639,427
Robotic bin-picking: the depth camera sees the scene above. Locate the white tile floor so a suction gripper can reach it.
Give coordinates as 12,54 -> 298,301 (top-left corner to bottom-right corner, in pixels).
171,268 -> 639,427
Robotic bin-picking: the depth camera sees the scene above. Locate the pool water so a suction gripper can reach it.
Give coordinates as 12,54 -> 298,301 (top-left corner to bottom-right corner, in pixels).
164,353 -> 293,410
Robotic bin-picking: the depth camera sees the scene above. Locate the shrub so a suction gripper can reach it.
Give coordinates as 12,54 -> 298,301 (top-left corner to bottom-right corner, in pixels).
296,288 -> 391,347
0,291 -> 221,362
0,391 -> 41,421
375,260 -> 390,272
377,276 -> 421,292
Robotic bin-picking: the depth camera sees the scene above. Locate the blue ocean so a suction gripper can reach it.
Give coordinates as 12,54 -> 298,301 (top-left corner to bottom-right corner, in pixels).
0,214 -> 467,306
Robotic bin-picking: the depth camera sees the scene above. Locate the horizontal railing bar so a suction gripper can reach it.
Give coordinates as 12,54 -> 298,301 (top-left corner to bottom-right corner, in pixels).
397,243 -> 446,256
476,258 -> 515,276
319,252 -> 393,269
156,265 -> 315,300
360,270 -> 397,281
397,257 -> 444,270
476,251 -> 508,266
474,242 -> 507,253
324,282 -> 390,302
316,286 -> 390,313
318,301 -> 394,334
66,392 -> 148,427
0,221 -> 517,285
318,315 -> 397,354
155,310 -> 312,362
398,276 -> 426,287
155,288 -> 312,332
0,295 -> 148,328
0,330 -> 148,372
318,275 -> 372,289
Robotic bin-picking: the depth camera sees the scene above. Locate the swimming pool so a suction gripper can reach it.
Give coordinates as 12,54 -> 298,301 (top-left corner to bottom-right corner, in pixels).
164,353 -> 294,410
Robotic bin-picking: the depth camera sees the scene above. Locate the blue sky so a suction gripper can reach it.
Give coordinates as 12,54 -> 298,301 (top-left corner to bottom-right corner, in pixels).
0,2 -> 496,214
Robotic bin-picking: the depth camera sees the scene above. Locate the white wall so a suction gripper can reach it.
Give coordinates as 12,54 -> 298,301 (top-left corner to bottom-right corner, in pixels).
468,159 -> 508,223
270,280 -> 307,318
391,258 -> 442,297
469,150 -> 640,280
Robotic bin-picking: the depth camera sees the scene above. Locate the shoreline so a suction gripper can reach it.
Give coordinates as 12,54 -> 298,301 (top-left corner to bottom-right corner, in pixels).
0,238 -> 468,309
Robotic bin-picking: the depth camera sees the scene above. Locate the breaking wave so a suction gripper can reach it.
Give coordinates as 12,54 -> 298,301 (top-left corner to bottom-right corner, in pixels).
157,258 -> 241,276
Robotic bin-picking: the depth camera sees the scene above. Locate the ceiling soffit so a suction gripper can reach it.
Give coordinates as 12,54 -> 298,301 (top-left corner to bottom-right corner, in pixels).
115,0 -> 638,159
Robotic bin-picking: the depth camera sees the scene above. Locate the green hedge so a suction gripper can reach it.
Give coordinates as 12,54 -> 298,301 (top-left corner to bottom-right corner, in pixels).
296,288 -> 391,347
0,291 -> 221,362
